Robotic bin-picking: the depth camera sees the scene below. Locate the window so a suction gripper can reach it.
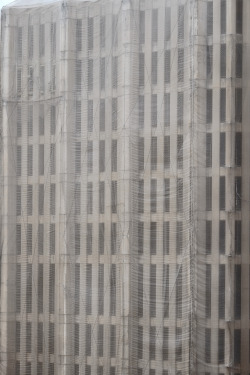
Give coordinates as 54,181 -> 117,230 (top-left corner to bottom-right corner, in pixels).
164,179 -> 170,212
151,179 -> 157,212
75,223 -> 80,255
28,66 -> 33,94
16,224 -> 21,255
178,6 -> 184,41
164,50 -> 170,84
150,222 -> 157,255
206,89 -> 212,124
236,43 -> 242,78
176,222 -> 183,255
111,223 -> 117,255
235,132 -> 242,167
151,137 -> 157,170
17,105 -> 22,137
138,180 -> 144,213
50,184 -> 56,215
235,88 -> 242,122
139,11 -> 145,44
110,325 -> 116,358
177,135 -> 183,169
76,19 -> 82,51
163,264 -> 169,317
27,185 -> 33,216
51,64 -> 56,91
88,17 -> 93,50
74,323 -> 79,356
16,146 -> 21,176
38,264 -> 43,313
234,329 -> 241,364
207,1 -> 213,36
50,144 -> 56,175
219,264 -> 225,319
151,94 -> 157,127
100,57 -> 105,90
110,264 -> 116,315
150,326 -> 156,359
220,44 -> 226,78
26,263 -> 32,313
220,88 -> 226,123
112,140 -> 117,172
138,137 -> 144,171
100,99 -> 105,131
219,176 -> 225,210
50,105 -> 56,135
112,98 -> 117,130
235,264 -> 241,319
177,92 -> 184,126
16,322 -> 21,352
163,222 -> 169,255
88,59 -> 93,91
219,133 -> 225,168
152,9 -> 158,43
99,140 -> 105,172
221,0 -> 226,34
236,0 -> 243,34
28,105 -> 33,136
219,220 -> 225,254
206,177 -> 212,211
16,185 -> 21,216
164,136 -> 170,169
49,264 -> 55,313
87,182 -> 93,214
100,16 -> 105,48
39,104 -> 44,135
49,323 -> 55,355
235,176 -> 242,210
151,52 -> 157,84
98,325 -> 104,357
98,265 -> 104,315
139,95 -> 144,128
39,144 -> 44,176
87,223 -> 92,255
88,100 -> 93,132
38,224 -> 44,255
37,322 -> 43,353
27,223 -> 32,255
138,326 -> 143,359
207,45 -> 213,79
138,222 -> 143,254
39,65 -> 45,93
51,23 -> 56,58
16,264 -> 21,313
218,329 -> 225,364
38,184 -> 44,215
176,266 -> 182,318
75,101 -> 81,134
111,181 -> 117,213
99,181 -> 105,214
76,60 -> 82,92
86,325 -> 91,356
112,15 -> 118,47
112,56 -> 118,89
235,220 -> 241,255
17,68 -> 22,96
138,264 -> 143,317
206,264 -> 211,318
99,223 -> 104,255
205,328 -> 211,363
165,7 -> 171,41
164,93 -> 170,126
176,328 -> 182,362
86,264 -> 92,315
39,24 -> 45,57
178,49 -> 184,82
17,27 -> 22,59
177,178 -> 183,212
87,141 -> 93,174
150,264 -> 156,317
50,224 -> 55,255
206,134 -> 212,168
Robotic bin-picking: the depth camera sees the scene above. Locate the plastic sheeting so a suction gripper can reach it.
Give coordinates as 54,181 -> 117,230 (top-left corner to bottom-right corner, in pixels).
0,0 -> 249,374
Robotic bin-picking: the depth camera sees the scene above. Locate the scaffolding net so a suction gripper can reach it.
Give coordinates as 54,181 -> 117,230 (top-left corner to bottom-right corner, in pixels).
0,0 -> 249,374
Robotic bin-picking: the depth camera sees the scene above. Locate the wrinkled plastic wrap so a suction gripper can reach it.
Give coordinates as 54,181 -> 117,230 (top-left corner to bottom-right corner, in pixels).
0,0 -> 249,374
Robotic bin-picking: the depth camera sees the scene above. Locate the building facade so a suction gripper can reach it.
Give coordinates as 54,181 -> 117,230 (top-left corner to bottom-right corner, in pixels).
0,0 -> 250,374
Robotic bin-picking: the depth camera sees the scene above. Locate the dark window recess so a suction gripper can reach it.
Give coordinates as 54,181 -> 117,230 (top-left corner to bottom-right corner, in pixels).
165,7 -> 171,41
236,0 -> 243,35
206,133 -> 212,168
206,89 -> 212,124
86,324 -> 91,356
151,94 -> 157,127
87,223 -> 92,255
220,132 -> 226,167
139,11 -> 145,44
139,53 -> 144,87
152,9 -> 158,43
176,266 -> 182,319
138,222 -> 143,255
206,221 -> 212,255
164,93 -> 170,126
98,265 -> 104,315
98,325 -> 104,357
219,264 -> 225,319
99,223 -> 104,254
150,222 -> 157,255
163,264 -> 169,318
221,0 -> 226,34
111,223 -> 117,255
151,137 -> 157,170
110,326 -> 117,358
235,88 -> 242,122
220,88 -> 226,123
176,328 -> 182,362
164,179 -> 170,212
139,95 -> 144,129
219,176 -> 225,211
235,221 -> 241,255
176,222 -> 183,255
220,44 -> 226,78
177,178 -> 183,212
205,328 -> 211,363
150,265 -> 156,317
112,57 -> 118,89
138,137 -> 144,171
235,264 -> 241,319
235,176 -> 242,211
100,99 -> 105,131
86,264 -> 92,315
207,1 -> 213,36
99,181 -> 105,213
150,326 -> 156,360
138,264 -> 143,317
110,265 -> 116,316
177,92 -> 184,126
163,222 -> 169,256
219,220 -> 225,255
165,50 -> 170,84
207,45 -> 213,79
88,100 -> 93,132
151,179 -> 157,213
235,132 -> 242,167
138,180 -> 144,214
206,177 -> 212,211
151,52 -> 157,84
75,264 -> 80,315
163,327 -> 168,360
76,19 -> 82,51
178,5 -> 184,41
88,17 -> 93,50
236,44 -> 242,78
206,264 -> 211,318
178,49 -> 184,83
234,329 -> 241,364
164,136 -> 170,168
177,135 -> 183,169
218,329 -> 225,364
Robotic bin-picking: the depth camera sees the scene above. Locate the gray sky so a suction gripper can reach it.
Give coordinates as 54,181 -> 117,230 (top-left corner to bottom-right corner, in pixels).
0,0 -> 14,9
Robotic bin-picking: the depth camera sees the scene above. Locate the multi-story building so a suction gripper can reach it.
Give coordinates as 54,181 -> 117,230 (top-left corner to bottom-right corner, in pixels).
0,0 -> 249,374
